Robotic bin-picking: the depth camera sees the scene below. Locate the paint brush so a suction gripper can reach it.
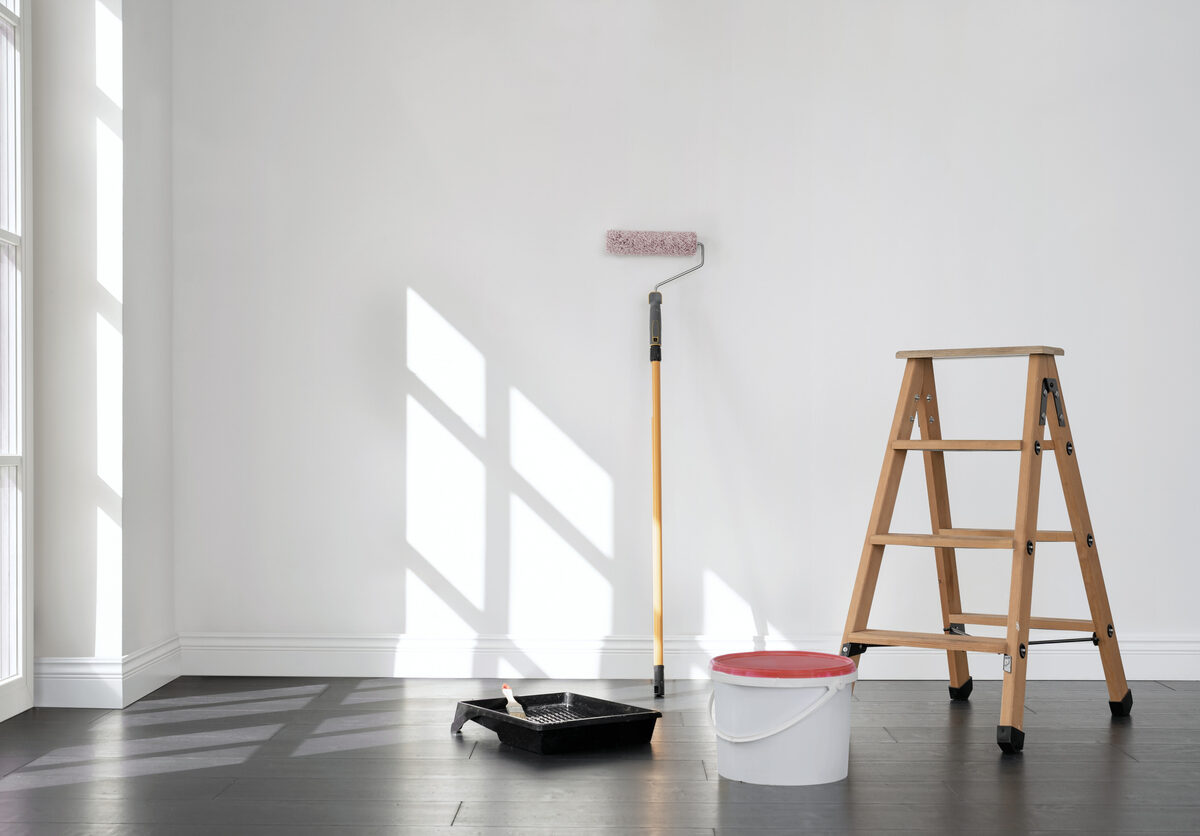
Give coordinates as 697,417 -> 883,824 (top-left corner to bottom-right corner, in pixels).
501,684 -> 526,719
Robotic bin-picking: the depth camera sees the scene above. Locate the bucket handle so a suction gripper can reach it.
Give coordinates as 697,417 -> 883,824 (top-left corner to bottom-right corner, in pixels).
708,680 -> 848,744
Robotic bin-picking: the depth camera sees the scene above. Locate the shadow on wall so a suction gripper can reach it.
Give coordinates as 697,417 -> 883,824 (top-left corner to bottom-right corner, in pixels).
396,281 -> 776,680
401,286 -> 614,678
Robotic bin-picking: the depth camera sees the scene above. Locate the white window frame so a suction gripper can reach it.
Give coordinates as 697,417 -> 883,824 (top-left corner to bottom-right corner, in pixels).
0,0 -> 33,722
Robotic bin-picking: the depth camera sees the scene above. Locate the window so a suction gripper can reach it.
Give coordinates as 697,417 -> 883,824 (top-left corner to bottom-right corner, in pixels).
0,0 -> 27,714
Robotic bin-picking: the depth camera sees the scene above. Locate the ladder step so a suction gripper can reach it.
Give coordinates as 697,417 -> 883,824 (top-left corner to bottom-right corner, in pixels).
939,528 -> 1076,543
951,613 -> 1094,632
871,533 -> 1014,549
893,440 -> 1021,451
892,439 -> 1058,452
846,629 -> 1008,654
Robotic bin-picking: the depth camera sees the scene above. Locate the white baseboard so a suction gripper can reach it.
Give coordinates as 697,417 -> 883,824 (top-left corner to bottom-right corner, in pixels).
122,636 -> 182,704
31,631 -> 1200,708
177,632 -> 1200,681
33,656 -> 124,708
35,636 -> 181,708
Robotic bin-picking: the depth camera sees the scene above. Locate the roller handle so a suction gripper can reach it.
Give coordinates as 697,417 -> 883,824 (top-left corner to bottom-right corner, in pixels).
648,292 -> 662,361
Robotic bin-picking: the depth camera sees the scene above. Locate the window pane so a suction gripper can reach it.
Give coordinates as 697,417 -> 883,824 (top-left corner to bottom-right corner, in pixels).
0,3 -> 17,20
0,17 -> 16,236
0,465 -> 16,681
0,243 -> 14,455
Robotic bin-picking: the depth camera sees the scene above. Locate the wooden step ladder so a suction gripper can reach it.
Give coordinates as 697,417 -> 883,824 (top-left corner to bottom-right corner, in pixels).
840,346 -> 1132,753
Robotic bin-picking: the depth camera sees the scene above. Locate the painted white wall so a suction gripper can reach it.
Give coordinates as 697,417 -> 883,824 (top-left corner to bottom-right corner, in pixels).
34,0 -> 109,663
122,0 -> 176,665
169,0 -> 1200,680
32,0 -> 177,706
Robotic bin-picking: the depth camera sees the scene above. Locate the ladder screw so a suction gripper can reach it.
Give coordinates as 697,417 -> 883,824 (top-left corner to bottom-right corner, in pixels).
910,415 -> 915,422
1026,540 -> 1034,555
1034,441 -> 1041,455
926,394 -> 933,401
1066,441 -> 1074,455
928,415 -> 935,424
914,395 -> 920,401
1107,624 -> 1114,638
1019,643 -> 1027,659
1086,533 -> 1094,548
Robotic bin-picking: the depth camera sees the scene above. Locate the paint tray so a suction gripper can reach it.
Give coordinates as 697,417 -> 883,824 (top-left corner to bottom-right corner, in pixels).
450,692 -> 661,755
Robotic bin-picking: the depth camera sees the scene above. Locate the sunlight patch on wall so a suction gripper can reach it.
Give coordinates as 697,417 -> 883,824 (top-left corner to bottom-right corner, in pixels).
406,288 -> 485,436
405,396 -> 485,611
403,567 -> 476,637
509,387 -> 613,557
94,507 -> 121,657
95,313 -> 121,496
702,568 -> 756,637
94,0 -> 122,109
509,494 -> 611,640
95,120 -> 122,303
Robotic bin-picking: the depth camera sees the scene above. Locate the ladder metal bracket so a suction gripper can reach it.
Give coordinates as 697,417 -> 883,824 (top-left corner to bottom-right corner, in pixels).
1040,378 -> 1065,427
1002,654 -> 1012,673
945,623 -> 968,636
841,642 -> 870,657
1027,634 -> 1101,647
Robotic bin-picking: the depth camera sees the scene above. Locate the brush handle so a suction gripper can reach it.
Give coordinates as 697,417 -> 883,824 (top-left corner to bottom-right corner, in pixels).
648,292 -> 662,361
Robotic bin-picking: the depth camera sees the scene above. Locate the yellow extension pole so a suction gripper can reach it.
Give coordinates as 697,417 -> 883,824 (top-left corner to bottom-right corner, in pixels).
651,358 -> 664,697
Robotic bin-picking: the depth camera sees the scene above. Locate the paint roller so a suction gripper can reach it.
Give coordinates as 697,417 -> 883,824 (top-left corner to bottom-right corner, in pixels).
605,230 -> 706,697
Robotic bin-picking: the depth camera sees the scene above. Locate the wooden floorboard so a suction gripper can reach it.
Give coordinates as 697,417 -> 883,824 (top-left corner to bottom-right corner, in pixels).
0,677 -> 1196,832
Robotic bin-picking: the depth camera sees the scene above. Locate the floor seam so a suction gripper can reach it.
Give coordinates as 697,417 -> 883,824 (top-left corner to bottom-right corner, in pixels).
450,800 -> 463,826
210,778 -> 237,800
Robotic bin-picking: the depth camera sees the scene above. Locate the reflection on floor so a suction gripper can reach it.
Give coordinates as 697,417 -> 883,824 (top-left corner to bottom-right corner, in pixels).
0,676 -> 1198,833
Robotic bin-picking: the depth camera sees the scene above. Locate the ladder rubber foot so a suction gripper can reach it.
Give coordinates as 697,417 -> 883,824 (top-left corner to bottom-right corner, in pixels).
948,677 -> 974,702
653,665 -> 665,699
1109,689 -> 1133,718
996,725 -> 1025,754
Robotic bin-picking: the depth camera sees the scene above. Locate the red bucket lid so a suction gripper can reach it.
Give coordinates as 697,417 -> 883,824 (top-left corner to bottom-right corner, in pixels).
710,651 -> 857,679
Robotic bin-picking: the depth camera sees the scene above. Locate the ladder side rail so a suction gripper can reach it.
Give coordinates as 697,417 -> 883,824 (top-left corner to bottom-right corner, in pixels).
840,359 -> 925,667
915,358 -> 972,695
1042,357 -> 1132,712
997,354 -> 1050,752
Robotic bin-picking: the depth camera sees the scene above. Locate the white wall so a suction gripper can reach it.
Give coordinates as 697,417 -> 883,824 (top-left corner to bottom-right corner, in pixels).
34,0 -> 111,663
32,0 -> 177,706
172,0 -> 1200,679
122,0 -> 177,678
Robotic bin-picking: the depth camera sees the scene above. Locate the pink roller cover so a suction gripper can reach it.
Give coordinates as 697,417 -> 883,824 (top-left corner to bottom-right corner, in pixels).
606,230 -> 698,256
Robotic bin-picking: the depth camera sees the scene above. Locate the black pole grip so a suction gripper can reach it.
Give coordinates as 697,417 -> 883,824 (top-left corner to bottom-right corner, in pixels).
648,291 -> 662,361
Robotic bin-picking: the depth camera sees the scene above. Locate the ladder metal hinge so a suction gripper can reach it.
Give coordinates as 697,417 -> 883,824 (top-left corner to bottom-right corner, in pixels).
841,642 -> 870,657
1040,378 -> 1065,427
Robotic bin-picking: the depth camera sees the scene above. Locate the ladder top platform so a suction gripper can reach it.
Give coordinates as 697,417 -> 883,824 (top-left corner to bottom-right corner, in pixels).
896,346 -> 1064,359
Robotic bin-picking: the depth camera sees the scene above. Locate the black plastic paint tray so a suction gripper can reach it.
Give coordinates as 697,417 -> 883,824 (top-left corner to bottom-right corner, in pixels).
450,691 -> 661,755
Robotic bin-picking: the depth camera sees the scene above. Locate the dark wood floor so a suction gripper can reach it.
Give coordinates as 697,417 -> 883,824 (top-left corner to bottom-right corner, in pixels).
0,677 -> 1197,834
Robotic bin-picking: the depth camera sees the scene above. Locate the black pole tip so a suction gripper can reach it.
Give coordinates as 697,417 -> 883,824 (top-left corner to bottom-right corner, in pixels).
653,665 -> 665,699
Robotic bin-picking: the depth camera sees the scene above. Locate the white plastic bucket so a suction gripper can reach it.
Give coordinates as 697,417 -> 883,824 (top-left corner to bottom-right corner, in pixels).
710,651 -> 857,786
